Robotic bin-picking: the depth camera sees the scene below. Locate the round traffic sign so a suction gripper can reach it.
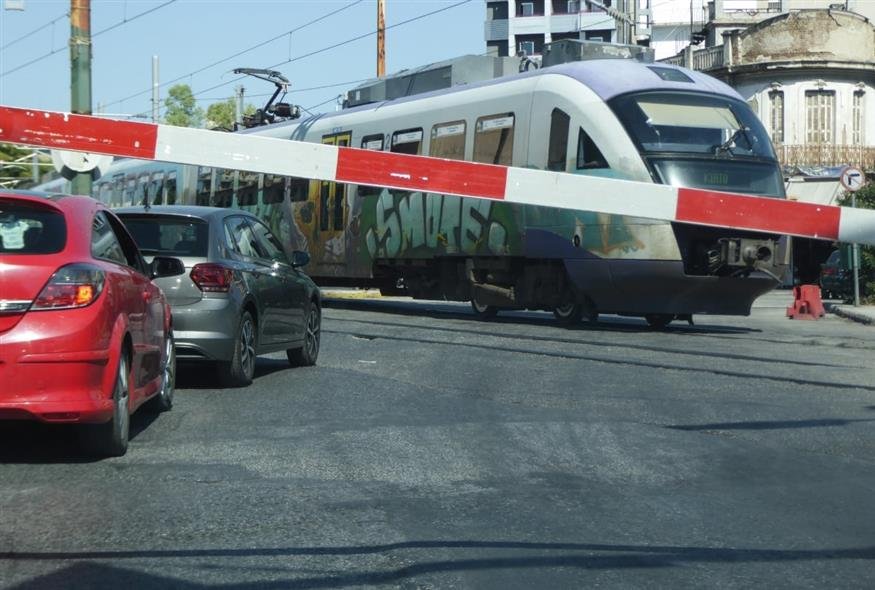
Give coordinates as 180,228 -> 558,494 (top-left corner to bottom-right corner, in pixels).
839,166 -> 866,192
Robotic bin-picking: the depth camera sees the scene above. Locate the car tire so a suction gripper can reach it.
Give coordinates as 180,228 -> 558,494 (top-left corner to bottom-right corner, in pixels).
219,311 -> 256,387
81,347 -> 130,457
287,300 -> 320,367
553,303 -> 584,325
147,331 -> 175,412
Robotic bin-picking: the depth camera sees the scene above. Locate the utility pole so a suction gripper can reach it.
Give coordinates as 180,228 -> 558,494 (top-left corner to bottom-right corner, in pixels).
377,0 -> 386,77
70,0 -> 92,196
235,85 -> 245,129
152,55 -> 160,123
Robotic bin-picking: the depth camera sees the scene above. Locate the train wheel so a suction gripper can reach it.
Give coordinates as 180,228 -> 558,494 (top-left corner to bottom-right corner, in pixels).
553,303 -> 584,325
471,297 -> 498,320
645,314 -> 675,329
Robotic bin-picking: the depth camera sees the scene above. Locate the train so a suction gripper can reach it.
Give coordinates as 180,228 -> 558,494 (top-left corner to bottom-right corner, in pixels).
36,57 -> 791,327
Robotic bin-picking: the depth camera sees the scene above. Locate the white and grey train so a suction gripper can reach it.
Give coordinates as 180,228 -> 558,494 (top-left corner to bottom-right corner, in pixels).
41,58 -> 791,327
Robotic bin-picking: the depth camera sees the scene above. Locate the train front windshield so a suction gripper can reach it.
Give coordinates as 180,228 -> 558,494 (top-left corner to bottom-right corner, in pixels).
610,91 -> 784,197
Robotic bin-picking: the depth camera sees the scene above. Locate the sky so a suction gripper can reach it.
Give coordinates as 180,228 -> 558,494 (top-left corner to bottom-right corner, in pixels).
0,0 -> 485,120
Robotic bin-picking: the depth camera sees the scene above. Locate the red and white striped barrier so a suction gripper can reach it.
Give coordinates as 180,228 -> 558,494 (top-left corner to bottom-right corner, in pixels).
2,105 -> 873,246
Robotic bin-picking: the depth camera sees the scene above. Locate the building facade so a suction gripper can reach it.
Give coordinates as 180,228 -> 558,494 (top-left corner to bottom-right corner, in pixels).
484,1 -> 638,60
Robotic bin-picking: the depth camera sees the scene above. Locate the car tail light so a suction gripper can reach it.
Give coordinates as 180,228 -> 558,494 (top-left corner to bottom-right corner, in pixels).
32,264 -> 105,310
190,263 -> 233,293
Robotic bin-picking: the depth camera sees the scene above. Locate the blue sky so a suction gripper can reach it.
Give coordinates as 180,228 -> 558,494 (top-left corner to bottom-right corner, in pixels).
0,0 -> 485,119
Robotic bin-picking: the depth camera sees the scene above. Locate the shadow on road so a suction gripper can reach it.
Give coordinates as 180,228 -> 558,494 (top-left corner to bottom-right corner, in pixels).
175,358 -> 292,389
324,297 -> 761,336
0,410 -> 160,464
667,418 -> 875,432
4,540 -> 874,589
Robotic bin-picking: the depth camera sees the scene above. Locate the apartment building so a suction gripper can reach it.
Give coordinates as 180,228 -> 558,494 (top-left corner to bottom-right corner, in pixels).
484,1 -> 638,60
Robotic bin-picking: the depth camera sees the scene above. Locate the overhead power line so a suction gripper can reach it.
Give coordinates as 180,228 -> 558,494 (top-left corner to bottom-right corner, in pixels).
189,0 -> 474,102
103,0 -> 366,109
1,11 -> 67,51
0,0 -> 178,79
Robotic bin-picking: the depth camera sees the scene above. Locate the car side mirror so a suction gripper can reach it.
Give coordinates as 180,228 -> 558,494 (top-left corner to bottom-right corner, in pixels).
151,256 -> 186,279
290,250 -> 310,268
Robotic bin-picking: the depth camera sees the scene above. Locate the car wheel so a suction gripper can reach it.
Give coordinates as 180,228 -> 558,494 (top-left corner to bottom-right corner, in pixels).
645,314 -> 675,330
219,311 -> 256,387
553,303 -> 584,325
81,348 -> 130,457
147,331 -> 175,412
470,296 -> 498,319
288,300 -> 320,367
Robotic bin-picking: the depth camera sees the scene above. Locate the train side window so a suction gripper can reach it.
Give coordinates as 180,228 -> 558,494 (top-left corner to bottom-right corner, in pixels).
124,177 -> 137,206
196,166 -> 212,206
391,128 -> 422,155
165,172 -> 177,205
548,109 -> 570,171
576,127 -> 609,170
237,171 -> 259,206
288,177 -> 309,202
358,134 -> 385,197
474,113 -> 514,166
430,121 -> 466,160
361,134 -> 384,151
135,173 -> 150,206
211,169 -> 235,208
263,174 -> 285,204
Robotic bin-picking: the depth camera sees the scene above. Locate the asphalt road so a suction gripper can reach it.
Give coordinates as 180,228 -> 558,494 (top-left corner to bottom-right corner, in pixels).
2,290 -> 874,589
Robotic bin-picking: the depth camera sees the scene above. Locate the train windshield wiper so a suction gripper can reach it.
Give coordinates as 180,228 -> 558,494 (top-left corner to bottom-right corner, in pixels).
714,127 -> 752,156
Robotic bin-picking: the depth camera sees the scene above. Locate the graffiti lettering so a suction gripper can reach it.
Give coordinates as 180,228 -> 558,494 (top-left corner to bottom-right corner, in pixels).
365,190 -> 501,258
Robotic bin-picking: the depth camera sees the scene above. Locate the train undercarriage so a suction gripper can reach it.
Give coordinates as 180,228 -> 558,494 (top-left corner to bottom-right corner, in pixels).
361,226 -> 789,329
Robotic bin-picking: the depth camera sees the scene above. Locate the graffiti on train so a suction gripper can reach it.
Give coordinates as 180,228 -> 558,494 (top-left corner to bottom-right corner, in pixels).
363,190 -> 516,259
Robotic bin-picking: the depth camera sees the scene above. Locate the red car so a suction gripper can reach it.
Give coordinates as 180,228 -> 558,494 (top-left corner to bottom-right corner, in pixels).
0,191 -> 184,456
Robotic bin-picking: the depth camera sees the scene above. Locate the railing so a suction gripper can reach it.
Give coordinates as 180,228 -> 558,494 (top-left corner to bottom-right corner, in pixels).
775,145 -> 875,170
693,45 -> 723,70
659,53 -> 686,67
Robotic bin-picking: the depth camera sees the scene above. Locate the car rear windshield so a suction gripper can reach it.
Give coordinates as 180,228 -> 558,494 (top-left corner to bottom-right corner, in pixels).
0,200 -> 66,254
120,215 -> 209,257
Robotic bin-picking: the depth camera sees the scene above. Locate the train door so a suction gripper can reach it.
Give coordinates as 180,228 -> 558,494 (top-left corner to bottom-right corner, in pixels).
315,132 -> 351,271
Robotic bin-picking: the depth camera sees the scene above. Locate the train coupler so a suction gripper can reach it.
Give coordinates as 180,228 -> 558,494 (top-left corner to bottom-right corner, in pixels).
786,284 -> 825,320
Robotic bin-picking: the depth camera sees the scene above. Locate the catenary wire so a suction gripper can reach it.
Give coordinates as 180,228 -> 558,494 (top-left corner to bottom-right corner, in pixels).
102,0 -> 366,109
1,11 -> 68,51
0,0 -> 178,79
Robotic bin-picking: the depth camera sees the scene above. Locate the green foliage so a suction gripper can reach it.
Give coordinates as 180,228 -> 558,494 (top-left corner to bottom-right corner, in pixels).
205,98 -> 256,130
0,143 -> 51,187
164,84 -> 204,128
837,182 -> 875,302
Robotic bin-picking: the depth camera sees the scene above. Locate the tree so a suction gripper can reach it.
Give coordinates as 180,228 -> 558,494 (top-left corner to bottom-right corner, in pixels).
0,143 -> 51,188
838,180 -> 875,302
205,98 -> 256,131
164,84 -> 204,128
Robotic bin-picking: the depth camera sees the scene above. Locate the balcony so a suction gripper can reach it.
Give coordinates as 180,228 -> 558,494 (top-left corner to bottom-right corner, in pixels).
776,145 -> 875,171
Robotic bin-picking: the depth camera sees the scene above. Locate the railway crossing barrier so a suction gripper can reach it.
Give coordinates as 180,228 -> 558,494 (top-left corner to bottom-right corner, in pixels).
1,105 -> 874,249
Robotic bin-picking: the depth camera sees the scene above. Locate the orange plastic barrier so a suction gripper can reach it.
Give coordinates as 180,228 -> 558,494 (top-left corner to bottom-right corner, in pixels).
786,284 -> 825,320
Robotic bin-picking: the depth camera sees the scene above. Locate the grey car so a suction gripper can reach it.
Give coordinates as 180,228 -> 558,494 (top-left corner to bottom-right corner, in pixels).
117,205 -> 321,386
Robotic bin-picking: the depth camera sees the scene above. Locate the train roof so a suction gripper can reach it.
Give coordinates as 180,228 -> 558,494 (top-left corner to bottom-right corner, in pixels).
251,59 -> 743,135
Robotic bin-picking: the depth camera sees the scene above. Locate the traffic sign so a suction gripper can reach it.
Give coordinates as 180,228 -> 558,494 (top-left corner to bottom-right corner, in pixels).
51,149 -> 113,180
840,166 -> 866,192
2,105 -> 875,246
